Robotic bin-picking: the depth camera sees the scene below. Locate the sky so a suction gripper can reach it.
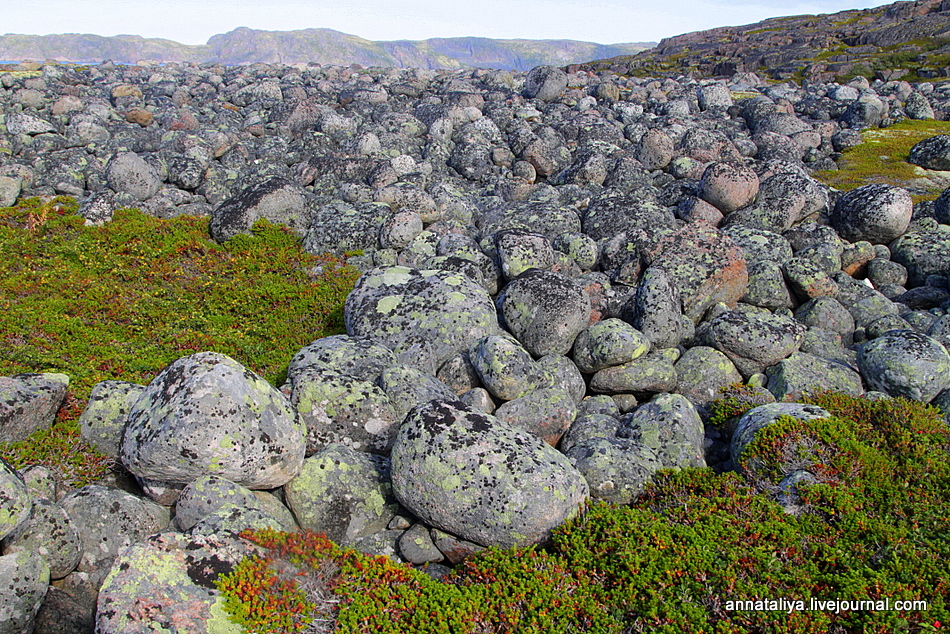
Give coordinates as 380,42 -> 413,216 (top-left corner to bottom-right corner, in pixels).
4,0 -> 887,45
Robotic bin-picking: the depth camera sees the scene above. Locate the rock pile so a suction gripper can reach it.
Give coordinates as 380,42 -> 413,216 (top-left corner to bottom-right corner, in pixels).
2,58 -> 950,633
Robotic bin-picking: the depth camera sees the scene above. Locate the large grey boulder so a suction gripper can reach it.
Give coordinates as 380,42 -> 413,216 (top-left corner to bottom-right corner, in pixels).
699,161 -> 759,213
173,475 -> 295,533
377,365 -> 457,422
564,438 -> 661,504
0,551 -> 49,634
0,373 -> 70,443
766,351 -> 864,401
889,226 -> 950,287
302,200 -> 392,256
494,387 -> 577,446
59,485 -> 168,574
830,184 -> 912,245
857,330 -> 950,402
210,176 -> 315,242
284,443 -> 399,545
105,151 -> 160,201
469,334 -> 554,401
95,532 -> 256,634
345,266 -> 499,372
390,400 -> 588,549
120,352 -> 306,489
673,346 -> 743,408
624,266 -> 685,349
78,380 -> 144,458
524,66 -> 568,102
572,318 -> 650,374
1,497 -> 81,579
286,335 -> 396,385
909,134 -> 950,170
701,310 -> 806,377
291,366 -> 399,455
0,458 -> 31,543
620,393 -> 706,470
500,269 -> 591,358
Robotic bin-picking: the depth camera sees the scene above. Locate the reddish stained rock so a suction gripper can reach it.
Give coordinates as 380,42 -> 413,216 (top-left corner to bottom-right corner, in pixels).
645,223 -> 748,324
699,161 -> 760,213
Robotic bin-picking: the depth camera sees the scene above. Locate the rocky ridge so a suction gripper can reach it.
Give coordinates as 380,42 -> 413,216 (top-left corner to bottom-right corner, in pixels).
0,28 -> 652,73
577,0 -> 950,82
2,57 -> 950,632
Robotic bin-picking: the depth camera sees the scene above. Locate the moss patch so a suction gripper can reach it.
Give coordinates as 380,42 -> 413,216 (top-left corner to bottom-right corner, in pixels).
0,197 -> 359,486
814,119 -> 950,202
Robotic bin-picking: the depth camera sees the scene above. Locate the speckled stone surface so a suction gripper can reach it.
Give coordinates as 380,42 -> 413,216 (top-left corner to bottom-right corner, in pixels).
1,497 -> 81,579
173,474 -> 294,532
701,309 -> 806,377
78,380 -> 145,458
284,443 -> 400,545
499,268 -> 591,358
0,458 -> 31,544
564,438 -> 661,504
857,330 -> 950,402
494,387 -> 577,446
95,532 -> 258,634
390,399 -> 588,549
469,334 -> 554,401
620,393 -> 706,470
120,351 -> 306,488
345,266 -> 500,371
286,334 -> 397,385
0,550 -> 49,634
730,402 -> 832,472
0,372 -> 69,444
572,318 -> 650,374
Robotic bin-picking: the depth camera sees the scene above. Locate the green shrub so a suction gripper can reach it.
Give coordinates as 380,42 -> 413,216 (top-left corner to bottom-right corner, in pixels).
0,197 -> 359,485
218,393 -> 950,633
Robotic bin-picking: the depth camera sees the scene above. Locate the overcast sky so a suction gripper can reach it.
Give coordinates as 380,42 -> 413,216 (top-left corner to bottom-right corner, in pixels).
5,0 -> 886,45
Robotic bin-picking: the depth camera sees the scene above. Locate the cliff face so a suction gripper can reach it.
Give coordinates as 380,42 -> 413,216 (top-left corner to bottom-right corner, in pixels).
577,0 -> 950,82
0,28 -> 651,71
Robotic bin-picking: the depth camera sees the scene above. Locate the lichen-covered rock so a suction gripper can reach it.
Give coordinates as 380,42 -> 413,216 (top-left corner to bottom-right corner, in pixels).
564,438 -> 661,504
589,354 -> 678,395
377,364 -> 457,422
32,586 -> 94,634
743,260 -> 794,310
291,366 -> 399,455
390,400 -> 588,549
284,443 -> 399,545
766,351 -> 864,400
189,505 -> 283,536
398,523 -> 444,564
469,334 -> 554,401
558,413 -> 622,453
647,222 -> 748,323
524,65 -> 568,102
0,550 -> 49,634
909,134 -> 950,170
572,318 -> 650,374
210,175 -> 315,242
105,151 -> 160,201
95,532 -> 257,634
731,402 -> 831,470
699,161 -> 759,213
345,266 -> 499,371
0,458 -> 31,543
59,485 -> 168,573
889,227 -> 950,287
477,201 -> 581,241
120,352 -> 306,488
794,297 -> 856,343
500,269 -> 591,358
701,310 -> 806,376
302,200 -> 392,256
620,393 -> 706,469
494,229 -> 555,280
1,497 -> 81,579
782,255 -> 838,301
494,387 -> 577,446
286,335 -> 397,385
78,380 -> 144,458
580,194 -> 674,243
173,475 -> 291,532
0,373 -> 69,443
830,184 -> 912,245
673,346 -> 743,408
857,330 -> 950,402
721,224 -> 793,265
623,266 -> 685,349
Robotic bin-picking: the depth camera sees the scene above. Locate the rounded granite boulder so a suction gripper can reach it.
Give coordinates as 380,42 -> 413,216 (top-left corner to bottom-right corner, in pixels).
390,399 -> 588,549
0,550 -> 49,634
500,269 -> 591,358
563,438 -> 661,505
830,184 -> 912,245
120,351 -> 306,489
0,458 -> 31,543
345,266 -> 499,371
857,330 -> 950,402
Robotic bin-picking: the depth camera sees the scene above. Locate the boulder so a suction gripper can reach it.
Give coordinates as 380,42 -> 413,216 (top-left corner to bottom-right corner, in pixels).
857,330 -> 950,402
0,373 -> 70,443
120,352 -> 306,488
830,184 -> 912,245
500,269 -> 591,358
210,176 -> 314,242
390,400 -> 588,549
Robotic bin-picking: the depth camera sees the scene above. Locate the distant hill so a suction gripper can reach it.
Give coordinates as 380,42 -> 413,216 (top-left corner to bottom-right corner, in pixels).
0,27 -> 652,71
574,0 -> 950,82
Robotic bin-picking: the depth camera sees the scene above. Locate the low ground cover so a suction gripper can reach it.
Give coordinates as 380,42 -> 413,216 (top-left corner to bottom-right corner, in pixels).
0,197 -> 359,485
219,393 -> 950,634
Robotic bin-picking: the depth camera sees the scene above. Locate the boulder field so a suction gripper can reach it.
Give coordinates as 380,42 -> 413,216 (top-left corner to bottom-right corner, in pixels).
3,59 -> 950,632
